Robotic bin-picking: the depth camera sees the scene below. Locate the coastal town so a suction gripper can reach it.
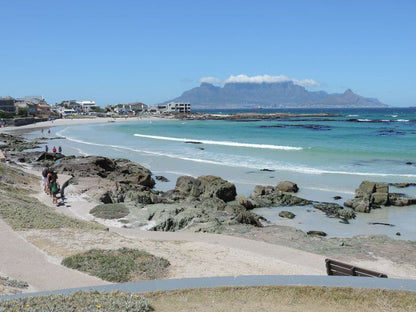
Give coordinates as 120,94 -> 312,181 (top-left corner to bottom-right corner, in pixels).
0,95 -> 191,126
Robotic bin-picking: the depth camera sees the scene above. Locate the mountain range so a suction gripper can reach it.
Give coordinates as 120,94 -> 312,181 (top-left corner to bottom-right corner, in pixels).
165,81 -> 387,109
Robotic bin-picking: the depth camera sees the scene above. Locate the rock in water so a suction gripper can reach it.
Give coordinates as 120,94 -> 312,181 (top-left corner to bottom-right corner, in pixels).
279,211 -> 296,219
276,181 -> 299,193
307,231 -> 327,237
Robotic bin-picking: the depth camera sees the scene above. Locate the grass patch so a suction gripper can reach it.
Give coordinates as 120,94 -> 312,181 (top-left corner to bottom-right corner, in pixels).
0,186 -> 106,231
0,290 -> 151,311
61,247 -> 170,283
90,203 -> 130,219
145,286 -> 416,312
0,163 -> 106,231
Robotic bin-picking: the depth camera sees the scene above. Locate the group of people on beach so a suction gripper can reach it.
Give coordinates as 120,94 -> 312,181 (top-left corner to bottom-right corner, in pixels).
42,166 -> 61,205
45,145 -> 62,154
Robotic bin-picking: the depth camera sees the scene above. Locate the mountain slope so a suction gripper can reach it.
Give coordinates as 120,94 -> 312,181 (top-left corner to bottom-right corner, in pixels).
165,82 -> 387,108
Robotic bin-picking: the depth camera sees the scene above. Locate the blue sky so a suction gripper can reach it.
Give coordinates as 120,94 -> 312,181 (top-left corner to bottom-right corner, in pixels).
0,0 -> 415,107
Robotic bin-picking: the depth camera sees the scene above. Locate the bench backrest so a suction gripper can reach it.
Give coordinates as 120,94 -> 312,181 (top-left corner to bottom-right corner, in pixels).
325,258 -> 388,278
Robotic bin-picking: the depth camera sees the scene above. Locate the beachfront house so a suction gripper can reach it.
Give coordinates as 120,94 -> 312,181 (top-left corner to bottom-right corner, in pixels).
0,97 -> 16,114
76,100 -> 98,114
166,102 -> 191,113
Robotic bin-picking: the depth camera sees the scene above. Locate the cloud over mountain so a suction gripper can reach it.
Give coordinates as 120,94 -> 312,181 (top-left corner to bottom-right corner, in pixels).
200,74 -> 320,87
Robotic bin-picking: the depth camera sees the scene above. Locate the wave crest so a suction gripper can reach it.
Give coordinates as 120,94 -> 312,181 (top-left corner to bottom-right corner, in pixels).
133,133 -> 302,151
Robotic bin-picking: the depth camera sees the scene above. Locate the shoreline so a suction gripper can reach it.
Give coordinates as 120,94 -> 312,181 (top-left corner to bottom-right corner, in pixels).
1,118 -> 416,294
2,117 -> 416,240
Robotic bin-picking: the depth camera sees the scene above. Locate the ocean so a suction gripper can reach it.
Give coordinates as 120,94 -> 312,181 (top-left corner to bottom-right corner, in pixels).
35,108 -> 416,239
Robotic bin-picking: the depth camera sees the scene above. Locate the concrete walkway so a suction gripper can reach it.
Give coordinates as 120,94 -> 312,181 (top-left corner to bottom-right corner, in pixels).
0,170 -> 110,293
0,219 -> 110,293
2,275 -> 416,300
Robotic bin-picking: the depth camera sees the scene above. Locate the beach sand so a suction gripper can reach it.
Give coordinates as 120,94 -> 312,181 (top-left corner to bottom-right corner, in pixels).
1,118 -> 415,295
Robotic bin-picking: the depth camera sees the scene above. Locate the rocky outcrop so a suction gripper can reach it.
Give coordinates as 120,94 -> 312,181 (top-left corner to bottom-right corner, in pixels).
344,181 -> 416,212
175,175 -> 237,202
54,156 -> 155,188
249,184 -> 312,207
52,156 -> 157,205
146,200 -> 263,232
0,133 -> 41,152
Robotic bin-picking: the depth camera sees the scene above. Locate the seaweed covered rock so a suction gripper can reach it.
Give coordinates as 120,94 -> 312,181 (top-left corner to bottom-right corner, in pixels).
249,185 -> 311,207
279,211 -> 296,219
313,203 -> 356,220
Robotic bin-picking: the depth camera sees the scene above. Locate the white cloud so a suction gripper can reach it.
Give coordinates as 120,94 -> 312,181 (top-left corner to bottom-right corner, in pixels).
224,74 -> 292,84
292,78 -> 321,87
202,74 -> 321,87
200,77 -> 222,84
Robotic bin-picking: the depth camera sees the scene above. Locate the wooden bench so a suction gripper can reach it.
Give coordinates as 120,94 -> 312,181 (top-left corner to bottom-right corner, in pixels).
325,258 -> 388,278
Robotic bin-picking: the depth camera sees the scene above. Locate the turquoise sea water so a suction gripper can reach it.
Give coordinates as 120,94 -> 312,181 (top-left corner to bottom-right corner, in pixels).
42,108 -> 416,239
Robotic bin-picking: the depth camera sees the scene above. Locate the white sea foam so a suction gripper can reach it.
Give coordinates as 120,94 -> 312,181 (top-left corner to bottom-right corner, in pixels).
133,133 -> 302,150
397,119 -> 410,122
63,135 -> 416,179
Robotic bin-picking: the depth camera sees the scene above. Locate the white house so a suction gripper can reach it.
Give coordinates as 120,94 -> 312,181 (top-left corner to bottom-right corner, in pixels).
166,102 -> 191,113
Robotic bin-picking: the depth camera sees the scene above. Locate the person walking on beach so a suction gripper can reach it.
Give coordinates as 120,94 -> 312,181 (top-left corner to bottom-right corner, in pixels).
46,171 -> 54,195
58,146 -> 62,154
52,146 -> 56,154
45,145 -> 49,153
41,166 -> 49,192
50,172 -> 60,205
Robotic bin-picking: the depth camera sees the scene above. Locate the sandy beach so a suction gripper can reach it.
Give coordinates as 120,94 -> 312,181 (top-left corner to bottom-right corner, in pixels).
1,117 -> 416,295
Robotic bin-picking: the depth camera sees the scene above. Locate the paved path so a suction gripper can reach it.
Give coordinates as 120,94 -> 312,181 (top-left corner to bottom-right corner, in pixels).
0,219 -> 109,293
0,171 -> 109,293
2,275 -> 416,300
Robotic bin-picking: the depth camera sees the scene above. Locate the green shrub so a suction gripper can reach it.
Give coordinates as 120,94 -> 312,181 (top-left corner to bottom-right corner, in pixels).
90,203 -> 130,219
0,290 -> 151,311
62,247 -> 170,282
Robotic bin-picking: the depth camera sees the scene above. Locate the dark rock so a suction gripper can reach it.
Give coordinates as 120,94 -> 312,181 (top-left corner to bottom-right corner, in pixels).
155,175 -> 170,182
389,182 -> 416,188
368,222 -> 394,226
199,175 -> 237,202
260,168 -> 275,172
175,175 -> 237,202
236,195 -> 257,210
333,196 -> 342,200
406,162 -> 413,165
234,210 -> 263,227
307,231 -> 327,237
53,156 -> 155,188
396,232 -> 401,236
313,203 -> 356,220
344,181 -> 389,212
249,185 -> 311,207
276,181 -> 299,193
279,211 -> 296,219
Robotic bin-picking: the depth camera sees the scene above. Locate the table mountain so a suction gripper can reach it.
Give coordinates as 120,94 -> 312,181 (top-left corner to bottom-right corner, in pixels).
164,82 -> 387,108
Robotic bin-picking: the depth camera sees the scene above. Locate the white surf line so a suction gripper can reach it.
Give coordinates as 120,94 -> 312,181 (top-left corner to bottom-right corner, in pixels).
134,133 -> 302,151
